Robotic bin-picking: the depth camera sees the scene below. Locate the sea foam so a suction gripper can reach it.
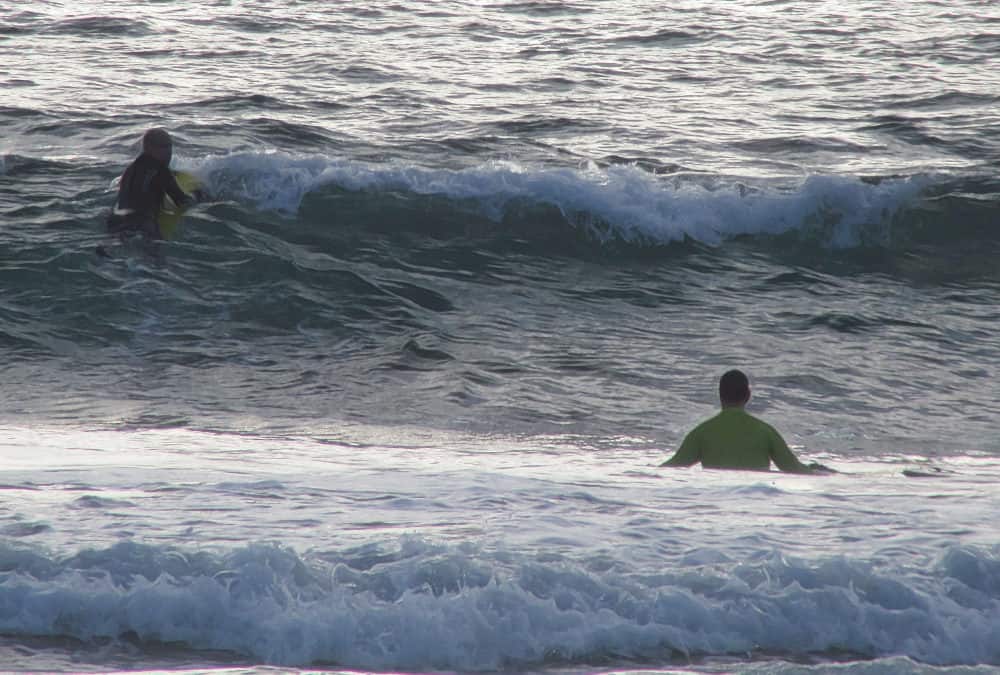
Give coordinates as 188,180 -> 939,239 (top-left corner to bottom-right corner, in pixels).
189,152 -> 928,248
0,538 -> 998,670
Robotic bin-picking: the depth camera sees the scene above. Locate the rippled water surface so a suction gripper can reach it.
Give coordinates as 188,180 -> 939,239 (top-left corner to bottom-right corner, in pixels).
1,1 -> 999,672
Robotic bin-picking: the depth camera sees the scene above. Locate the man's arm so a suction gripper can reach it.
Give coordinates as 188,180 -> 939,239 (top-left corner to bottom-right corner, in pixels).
660,430 -> 700,467
768,427 -> 813,474
161,168 -> 194,207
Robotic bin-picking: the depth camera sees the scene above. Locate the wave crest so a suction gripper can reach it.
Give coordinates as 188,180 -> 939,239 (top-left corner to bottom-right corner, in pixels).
191,152 -> 934,249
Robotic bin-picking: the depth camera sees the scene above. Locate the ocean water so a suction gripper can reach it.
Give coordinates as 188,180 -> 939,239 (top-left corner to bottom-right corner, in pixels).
2,1 -> 1000,673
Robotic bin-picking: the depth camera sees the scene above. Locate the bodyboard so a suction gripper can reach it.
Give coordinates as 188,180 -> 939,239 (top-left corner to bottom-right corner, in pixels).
156,171 -> 201,239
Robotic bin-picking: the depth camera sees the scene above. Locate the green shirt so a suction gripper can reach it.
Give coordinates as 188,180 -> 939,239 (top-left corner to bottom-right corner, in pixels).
662,407 -> 811,473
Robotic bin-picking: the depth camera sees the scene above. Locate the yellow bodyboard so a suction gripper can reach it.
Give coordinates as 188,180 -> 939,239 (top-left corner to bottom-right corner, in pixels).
156,171 -> 201,239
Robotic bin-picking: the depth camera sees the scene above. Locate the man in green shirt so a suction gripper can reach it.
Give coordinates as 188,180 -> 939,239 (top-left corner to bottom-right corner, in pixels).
661,370 -> 821,473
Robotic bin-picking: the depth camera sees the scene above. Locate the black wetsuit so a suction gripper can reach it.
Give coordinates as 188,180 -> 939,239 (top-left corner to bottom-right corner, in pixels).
108,153 -> 188,239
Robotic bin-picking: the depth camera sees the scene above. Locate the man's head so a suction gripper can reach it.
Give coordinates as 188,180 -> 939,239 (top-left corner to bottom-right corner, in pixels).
142,128 -> 173,165
719,369 -> 751,407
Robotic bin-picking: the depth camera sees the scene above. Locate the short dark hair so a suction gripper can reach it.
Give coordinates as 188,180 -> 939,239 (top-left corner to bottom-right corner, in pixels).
719,369 -> 750,405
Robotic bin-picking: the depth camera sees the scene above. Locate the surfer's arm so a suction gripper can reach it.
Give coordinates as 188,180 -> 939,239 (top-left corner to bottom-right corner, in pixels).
660,431 -> 700,467
768,429 -> 814,474
162,169 -> 194,207
105,186 -> 130,231
106,197 -> 122,227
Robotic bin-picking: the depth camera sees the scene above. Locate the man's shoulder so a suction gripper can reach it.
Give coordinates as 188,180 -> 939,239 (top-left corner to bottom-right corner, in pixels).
688,412 -> 723,434
702,408 -> 781,436
686,408 -> 782,433
121,154 -> 154,181
120,156 -> 140,177
739,409 -> 775,428
741,412 -> 787,444
686,411 -> 735,440
676,414 -> 711,448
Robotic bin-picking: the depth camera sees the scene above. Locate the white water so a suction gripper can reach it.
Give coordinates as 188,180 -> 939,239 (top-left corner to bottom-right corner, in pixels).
3,425 -> 1000,671
193,151 -> 929,246
4,0 -> 1000,671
